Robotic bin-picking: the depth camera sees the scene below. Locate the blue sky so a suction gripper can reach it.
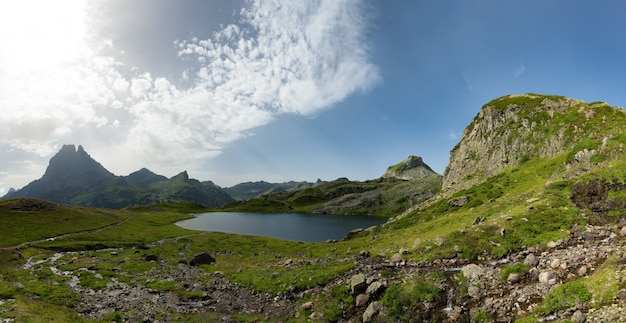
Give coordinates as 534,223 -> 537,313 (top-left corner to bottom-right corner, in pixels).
1,0 -> 626,194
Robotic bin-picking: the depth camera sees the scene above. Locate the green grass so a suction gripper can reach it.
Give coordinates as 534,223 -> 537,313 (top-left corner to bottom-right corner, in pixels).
382,275 -> 441,322
0,199 -> 132,248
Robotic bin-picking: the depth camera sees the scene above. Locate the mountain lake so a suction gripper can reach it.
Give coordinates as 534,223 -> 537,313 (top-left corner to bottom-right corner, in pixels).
175,212 -> 387,242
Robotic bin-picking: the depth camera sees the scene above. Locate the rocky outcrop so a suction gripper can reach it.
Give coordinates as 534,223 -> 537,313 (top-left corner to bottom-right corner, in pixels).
383,155 -> 440,181
442,94 -> 611,196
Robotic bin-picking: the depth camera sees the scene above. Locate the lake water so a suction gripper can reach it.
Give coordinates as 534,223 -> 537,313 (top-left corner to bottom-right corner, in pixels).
175,212 -> 387,242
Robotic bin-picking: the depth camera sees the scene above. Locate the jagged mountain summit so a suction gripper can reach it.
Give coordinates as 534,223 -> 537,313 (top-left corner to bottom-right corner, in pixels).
3,145 -> 233,208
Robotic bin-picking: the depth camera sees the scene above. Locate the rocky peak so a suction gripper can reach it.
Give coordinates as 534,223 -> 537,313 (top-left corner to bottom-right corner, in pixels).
383,156 -> 440,180
441,93 -> 616,196
42,144 -> 113,182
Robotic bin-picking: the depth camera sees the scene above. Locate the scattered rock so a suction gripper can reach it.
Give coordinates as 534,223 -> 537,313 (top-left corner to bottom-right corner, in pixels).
350,274 -> 367,295
365,281 -> 386,297
461,264 -> 484,282
189,252 -> 216,266
355,294 -> 369,307
538,271 -> 555,284
362,301 -> 381,323
390,253 -> 404,264
472,216 -> 487,225
620,226 -> 626,237
448,196 -> 469,207
547,241 -> 558,249
358,250 -> 370,258
299,301 -> 313,310
578,266 -> 588,276
508,273 -> 521,283
571,310 -> 586,323
524,253 -> 539,267
467,285 -> 482,300
550,258 -> 561,269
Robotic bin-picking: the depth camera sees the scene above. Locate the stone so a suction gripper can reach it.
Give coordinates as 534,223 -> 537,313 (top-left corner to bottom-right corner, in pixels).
350,274 -> 367,295
524,253 -> 539,267
355,294 -> 369,307
189,252 -> 216,266
299,301 -> 313,310
358,250 -> 370,258
390,253 -> 404,264
472,216 -> 487,225
461,264 -> 484,282
620,226 -> 626,237
508,273 -> 521,283
538,271 -> 555,284
448,196 -> 469,207
578,266 -> 588,276
467,285 -> 482,300
571,310 -> 586,323
550,259 -> 561,269
547,241 -> 558,249
362,301 -> 381,323
365,281 -> 386,297
399,248 -> 410,255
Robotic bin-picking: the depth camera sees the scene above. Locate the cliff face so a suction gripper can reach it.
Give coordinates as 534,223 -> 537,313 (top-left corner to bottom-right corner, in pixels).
442,93 -> 625,195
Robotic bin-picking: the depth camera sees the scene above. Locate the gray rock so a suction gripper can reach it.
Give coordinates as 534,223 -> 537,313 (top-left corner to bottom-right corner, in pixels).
524,253 -> 539,267
571,310 -> 586,323
390,253 -> 404,264
620,226 -> 626,237
362,301 -> 381,323
355,294 -> 369,307
189,252 -> 216,266
467,285 -> 482,300
461,264 -> 484,282
448,196 -> 469,207
358,250 -> 370,258
507,273 -> 521,283
472,216 -> 486,225
365,281 -> 386,297
350,274 -> 367,295
538,271 -> 555,284
578,266 -> 588,276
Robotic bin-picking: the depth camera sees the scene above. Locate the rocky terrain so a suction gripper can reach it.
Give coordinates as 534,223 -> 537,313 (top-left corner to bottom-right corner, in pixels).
11,222 -> 625,322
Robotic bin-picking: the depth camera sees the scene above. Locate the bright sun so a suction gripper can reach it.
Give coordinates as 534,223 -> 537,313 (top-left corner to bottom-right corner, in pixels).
0,0 -> 89,75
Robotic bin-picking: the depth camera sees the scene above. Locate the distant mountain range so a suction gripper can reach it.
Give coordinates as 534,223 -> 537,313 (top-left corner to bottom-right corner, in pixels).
2,145 -> 233,208
2,145 -> 442,213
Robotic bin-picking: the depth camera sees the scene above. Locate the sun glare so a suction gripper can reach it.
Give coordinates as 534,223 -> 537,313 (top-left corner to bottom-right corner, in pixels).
0,0 -> 89,74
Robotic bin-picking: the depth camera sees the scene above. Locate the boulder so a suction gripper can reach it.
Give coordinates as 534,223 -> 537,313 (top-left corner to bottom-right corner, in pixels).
472,216 -> 487,225
507,273 -> 521,283
355,294 -> 369,307
350,274 -> 367,295
571,310 -> 586,323
365,281 -> 386,297
448,196 -> 469,207
461,264 -> 484,282
189,252 -> 216,266
524,253 -> 539,267
362,301 -> 381,323
538,271 -> 555,284
391,253 -> 404,264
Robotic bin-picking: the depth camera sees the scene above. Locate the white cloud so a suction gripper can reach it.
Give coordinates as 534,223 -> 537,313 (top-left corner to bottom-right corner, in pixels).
0,0 -> 380,188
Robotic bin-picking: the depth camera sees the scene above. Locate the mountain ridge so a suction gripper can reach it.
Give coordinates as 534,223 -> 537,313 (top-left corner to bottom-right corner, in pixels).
2,145 -> 233,208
